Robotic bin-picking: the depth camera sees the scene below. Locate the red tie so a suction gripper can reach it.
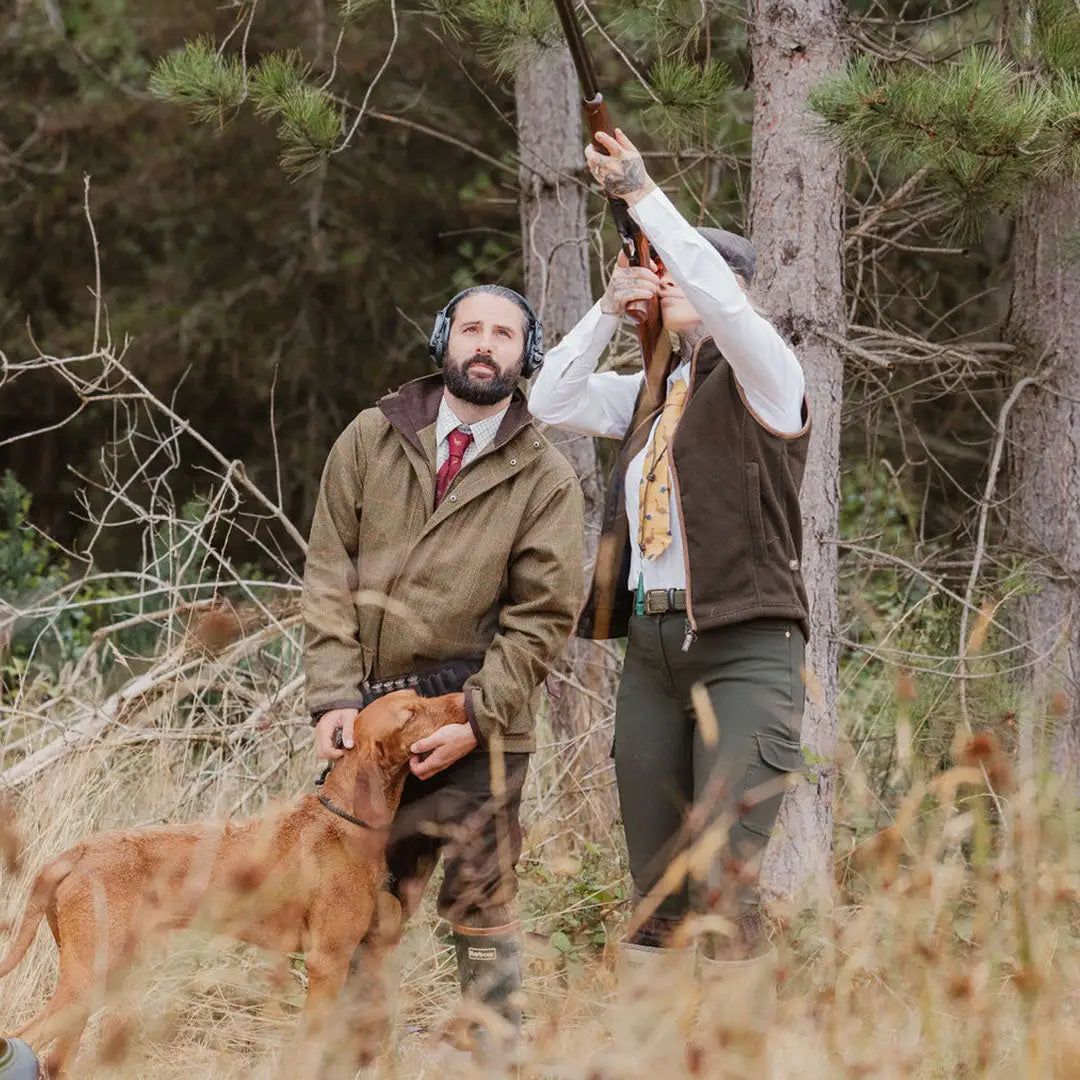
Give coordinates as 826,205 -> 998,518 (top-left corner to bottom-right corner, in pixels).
435,427 -> 473,507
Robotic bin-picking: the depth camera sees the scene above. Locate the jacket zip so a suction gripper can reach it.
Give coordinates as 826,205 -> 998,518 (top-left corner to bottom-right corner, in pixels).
668,338 -> 704,651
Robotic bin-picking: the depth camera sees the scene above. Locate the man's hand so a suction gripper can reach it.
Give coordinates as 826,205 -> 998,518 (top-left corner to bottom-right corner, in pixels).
409,722 -> 477,781
585,129 -> 656,206
314,707 -> 360,760
600,250 -> 662,317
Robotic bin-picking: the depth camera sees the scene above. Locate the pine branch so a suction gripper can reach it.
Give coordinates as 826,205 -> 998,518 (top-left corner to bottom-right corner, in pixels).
423,0 -> 467,40
809,48 -> 1078,237
454,0 -> 561,78
630,56 -> 733,148
1039,74 -> 1080,179
274,84 -> 343,178
148,37 -> 246,126
609,0 -> 705,58
248,50 -> 309,120
1025,0 -> 1080,76
339,0 -> 385,23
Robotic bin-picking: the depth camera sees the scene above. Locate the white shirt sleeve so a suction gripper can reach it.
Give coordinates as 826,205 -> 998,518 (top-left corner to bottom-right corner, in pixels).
630,188 -> 806,435
527,300 -> 645,440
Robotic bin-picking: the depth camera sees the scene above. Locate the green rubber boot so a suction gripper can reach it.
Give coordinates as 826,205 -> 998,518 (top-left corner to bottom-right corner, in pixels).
452,924 -> 523,1058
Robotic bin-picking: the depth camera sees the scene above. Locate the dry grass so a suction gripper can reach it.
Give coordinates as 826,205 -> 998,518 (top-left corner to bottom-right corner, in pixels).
2,677 -> 1080,1080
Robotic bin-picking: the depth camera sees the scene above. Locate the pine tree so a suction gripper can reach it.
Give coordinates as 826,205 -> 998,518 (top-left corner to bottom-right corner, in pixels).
809,1 -> 1080,782
750,0 -> 847,902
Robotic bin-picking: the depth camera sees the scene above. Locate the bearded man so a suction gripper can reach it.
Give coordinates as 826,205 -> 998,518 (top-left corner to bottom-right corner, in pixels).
301,285 -> 584,1054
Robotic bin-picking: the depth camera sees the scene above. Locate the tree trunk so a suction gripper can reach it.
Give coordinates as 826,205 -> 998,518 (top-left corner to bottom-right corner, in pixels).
748,0 -> 846,900
1005,181 -> 1080,785
515,44 -> 619,838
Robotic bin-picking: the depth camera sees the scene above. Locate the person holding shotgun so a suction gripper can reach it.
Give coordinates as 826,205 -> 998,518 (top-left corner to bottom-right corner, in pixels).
529,128 -> 810,999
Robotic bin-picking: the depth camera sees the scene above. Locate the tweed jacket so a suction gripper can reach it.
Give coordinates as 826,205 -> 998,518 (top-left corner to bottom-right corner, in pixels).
301,373 -> 585,753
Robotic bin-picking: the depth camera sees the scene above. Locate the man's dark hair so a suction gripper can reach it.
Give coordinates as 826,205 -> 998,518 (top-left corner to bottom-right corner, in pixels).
429,284 -> 545,376
445,285 -> 533,334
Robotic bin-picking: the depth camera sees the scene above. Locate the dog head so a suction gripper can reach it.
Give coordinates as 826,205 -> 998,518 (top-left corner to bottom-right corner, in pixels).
352,689 -> 464,771
322,691 -> 466,828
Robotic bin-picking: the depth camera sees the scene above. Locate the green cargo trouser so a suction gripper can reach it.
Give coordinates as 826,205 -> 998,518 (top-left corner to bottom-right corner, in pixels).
614,613 -> 806,935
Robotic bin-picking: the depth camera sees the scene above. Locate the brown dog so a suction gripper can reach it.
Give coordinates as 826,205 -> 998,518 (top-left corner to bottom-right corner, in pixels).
0,689 -> 462,1075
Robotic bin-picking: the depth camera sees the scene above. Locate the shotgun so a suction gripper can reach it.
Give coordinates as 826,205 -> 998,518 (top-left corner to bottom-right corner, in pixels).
552,0 -> 671,409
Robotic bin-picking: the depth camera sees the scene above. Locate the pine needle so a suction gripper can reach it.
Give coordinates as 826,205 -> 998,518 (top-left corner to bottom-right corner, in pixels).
248,51 -> 310,121
148,37 -> 246,127
274,84 -> 342,179
632,56 -> 732,148
339,0 -> 385,24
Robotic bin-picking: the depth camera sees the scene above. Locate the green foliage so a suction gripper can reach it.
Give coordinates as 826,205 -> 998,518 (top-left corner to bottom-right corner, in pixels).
62,0 -> 149,93
0,471 -> 86,688
338,0 -> 385,24
248,51 -> 310,120
809,47 -> 1080,238
631,56 -> 732,148
148,37 -> 246,126
607,0 -> 696,52
271,84 -> 342,178
1025,0 -> 1080,74
153,38 -> 340,177
522,843 -> 626,960
452,0 -> 560,78
0,470 -> 61,591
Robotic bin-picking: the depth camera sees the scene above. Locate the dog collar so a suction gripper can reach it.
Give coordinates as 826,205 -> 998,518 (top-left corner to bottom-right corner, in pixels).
317,794 -> 392,831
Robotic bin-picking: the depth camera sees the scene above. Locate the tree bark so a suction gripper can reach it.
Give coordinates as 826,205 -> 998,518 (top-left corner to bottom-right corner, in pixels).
1005,181 -> 1080,785
748,0 -> 846,900
515,44 -> 619,838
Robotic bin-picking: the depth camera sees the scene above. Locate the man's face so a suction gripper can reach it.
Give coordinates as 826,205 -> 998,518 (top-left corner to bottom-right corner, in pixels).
442,293 -> 527,406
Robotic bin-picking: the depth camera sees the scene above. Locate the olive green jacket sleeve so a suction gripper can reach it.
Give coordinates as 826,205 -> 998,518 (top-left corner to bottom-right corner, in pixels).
301,420 -> 369,717
463,474 -> 585,745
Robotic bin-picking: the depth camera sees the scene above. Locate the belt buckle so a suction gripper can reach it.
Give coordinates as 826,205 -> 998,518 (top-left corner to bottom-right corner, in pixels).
643,590 -> 666,616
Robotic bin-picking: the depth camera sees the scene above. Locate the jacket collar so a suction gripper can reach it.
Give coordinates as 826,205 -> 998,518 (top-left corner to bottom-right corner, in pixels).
378,372 -> 535,457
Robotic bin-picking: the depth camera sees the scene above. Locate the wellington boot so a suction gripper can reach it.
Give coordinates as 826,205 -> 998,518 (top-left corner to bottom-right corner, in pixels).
599,941 -> 698,1068
692,945 -> 778,1077
616,939 -> 697,1005
450,926 -> 523,1062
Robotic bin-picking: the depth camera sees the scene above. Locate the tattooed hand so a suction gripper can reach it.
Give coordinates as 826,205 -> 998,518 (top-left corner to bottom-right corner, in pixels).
584,129 -> 656,205
600,250 -> 661,317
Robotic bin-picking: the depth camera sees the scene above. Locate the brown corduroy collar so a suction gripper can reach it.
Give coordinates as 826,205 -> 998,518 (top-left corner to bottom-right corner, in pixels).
377,373 -> 534,456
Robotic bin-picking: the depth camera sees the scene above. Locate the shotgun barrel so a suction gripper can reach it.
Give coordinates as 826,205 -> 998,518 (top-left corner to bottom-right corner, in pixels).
552,0 -> 670,406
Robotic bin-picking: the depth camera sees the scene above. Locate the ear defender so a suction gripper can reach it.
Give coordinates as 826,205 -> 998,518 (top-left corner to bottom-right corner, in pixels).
428,287 -> 545,377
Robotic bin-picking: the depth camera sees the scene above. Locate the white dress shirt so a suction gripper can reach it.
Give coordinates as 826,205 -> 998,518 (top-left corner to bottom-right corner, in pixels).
435,396 -> 508,470
528,187 -> 806,593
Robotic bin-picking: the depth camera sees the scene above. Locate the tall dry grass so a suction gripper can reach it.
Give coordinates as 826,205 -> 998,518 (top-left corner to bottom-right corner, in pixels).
2,649 -> 1079,1080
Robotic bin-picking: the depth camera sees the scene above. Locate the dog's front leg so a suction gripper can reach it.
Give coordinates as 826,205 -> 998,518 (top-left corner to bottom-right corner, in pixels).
294,945 -> 357,1079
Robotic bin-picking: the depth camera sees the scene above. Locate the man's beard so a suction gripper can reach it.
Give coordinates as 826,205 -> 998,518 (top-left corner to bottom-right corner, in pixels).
443,353 -> 523,406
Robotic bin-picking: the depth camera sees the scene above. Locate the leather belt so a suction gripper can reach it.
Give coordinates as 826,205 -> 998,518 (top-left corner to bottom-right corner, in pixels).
642,588 -> 687,615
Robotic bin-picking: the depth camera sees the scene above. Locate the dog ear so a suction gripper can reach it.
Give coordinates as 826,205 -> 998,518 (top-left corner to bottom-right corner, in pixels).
352,758 -> 389,821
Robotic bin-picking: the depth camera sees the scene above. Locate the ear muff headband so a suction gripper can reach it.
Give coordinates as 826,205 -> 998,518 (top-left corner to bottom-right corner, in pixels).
428,287 -> 545,377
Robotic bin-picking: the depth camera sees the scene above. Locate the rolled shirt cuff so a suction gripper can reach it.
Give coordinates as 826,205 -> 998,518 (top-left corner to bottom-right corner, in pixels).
464,688 -> 486,747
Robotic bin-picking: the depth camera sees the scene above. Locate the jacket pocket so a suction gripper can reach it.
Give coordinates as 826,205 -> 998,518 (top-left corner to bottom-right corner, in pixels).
745,461 -> 767,564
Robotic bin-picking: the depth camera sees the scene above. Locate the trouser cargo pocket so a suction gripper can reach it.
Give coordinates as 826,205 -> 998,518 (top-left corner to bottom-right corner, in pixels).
736,731 -> 805,842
